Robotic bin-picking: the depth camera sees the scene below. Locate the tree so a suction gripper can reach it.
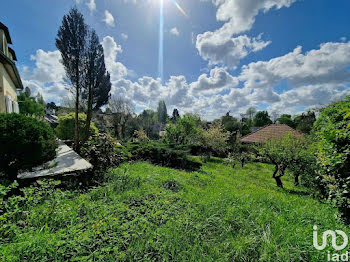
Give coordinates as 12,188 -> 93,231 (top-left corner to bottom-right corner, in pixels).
246,107 -> 257,122
46,102 -> 57,110
36,92 -> 45,106
171,108 -> 180,122
253,111 -> 272,127
276,114 -> 295,128
164,113 -> 202,146
108,97 -> 134,139
82,29 -> 111,141
257,134 -> 312,188
157,100 -> 168,124
18,92 -> 45,116
56,7 -> 88,152
24,86 -> 31,97
294,111 -> 316,134
314,96 -> 350,218
138,109 -> 159,139
199,122 -> 230,161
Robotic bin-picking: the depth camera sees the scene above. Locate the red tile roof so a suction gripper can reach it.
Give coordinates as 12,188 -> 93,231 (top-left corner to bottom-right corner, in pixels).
240,124 -> 302,143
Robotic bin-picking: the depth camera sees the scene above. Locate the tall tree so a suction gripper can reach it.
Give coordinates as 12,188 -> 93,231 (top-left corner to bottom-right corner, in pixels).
171,108 -> 180,122
82,29 -> 111,141
253,111 -> 272,127
24,86 -> 31,97
36,92 -> 45,106
56,7 -> 88,152
157,100 -> 168,124
246,107 -> 257,126
108,97 -> 134,139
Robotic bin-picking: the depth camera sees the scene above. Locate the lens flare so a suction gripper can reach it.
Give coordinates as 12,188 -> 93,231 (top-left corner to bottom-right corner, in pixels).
172,0 -> 188,18
158,0 -> 164,82
158,0 -> 188,82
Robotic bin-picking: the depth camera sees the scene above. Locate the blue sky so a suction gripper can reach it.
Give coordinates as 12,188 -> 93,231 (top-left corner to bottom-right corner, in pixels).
1,0 -> 350,119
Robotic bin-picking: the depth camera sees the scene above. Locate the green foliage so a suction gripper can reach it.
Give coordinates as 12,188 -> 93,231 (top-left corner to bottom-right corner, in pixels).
36,92 -> 45,106
226,143 -> 256,168
257,133 -> 316,188
276,114 -> 295,128
133,129 -> 149,143
253,111 -> 272,127
294,111 -> 316,134
0,114 -> 57,179
0,161 -> 348,261
163,113 -> 202,146
314,96 -> 350,218
56,113 -> 98,140
18,92 -> 45,116
157,100 -> 168,124
198,122 -> 230,160
127,141 -> 201,171
81,134 -> 123,180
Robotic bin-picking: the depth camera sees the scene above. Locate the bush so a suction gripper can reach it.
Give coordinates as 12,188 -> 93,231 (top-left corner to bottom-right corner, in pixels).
56,113 -> 98,140
127,141 -> 201,171
314,96 -> 350,218
81,133 -> 124,181
0,114 -> 57,179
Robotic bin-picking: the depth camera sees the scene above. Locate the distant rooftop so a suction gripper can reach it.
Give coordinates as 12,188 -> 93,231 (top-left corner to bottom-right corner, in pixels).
240,124 -> 302,143
0,22 -> 13,44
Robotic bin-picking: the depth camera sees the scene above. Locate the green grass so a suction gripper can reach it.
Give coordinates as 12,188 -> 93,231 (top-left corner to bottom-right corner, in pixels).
1,159 -> 349,261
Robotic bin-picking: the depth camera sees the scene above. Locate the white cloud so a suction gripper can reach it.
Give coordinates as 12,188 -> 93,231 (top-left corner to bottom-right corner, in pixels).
121,33 -> 128,40
103,10 -> 115,27
21,49 -> 69,102
196,34 -> 271,69
86,0 -> 96,13
27,49 -> 65,83
190,67 -> 238,94
170,27 -> 180,36
101,36 -> 127,80
239,42 -> 350,89
196,0 -> 297,67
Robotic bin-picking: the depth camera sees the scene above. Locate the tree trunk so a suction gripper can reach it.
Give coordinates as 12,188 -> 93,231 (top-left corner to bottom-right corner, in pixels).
274,176 -> 284,188
294,175 -> 300,186
84,84 -> 93,142
74,79 -> 80,153
241,158 -> 245,167
272,164 -> 284,188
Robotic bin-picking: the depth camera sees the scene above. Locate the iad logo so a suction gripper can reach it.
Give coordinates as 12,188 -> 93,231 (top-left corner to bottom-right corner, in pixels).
313,225 -> 348,251
313,225 -> 349,262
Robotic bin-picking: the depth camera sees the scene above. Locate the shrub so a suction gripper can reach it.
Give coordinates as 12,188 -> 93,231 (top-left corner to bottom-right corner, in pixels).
18,92 -> 45,116
198,123 -> 230,161
0,114 -> 57,180
313,96 -> 350,218
126,141 -> 201,171
81,133 -> 124,181
56,113 -> 98,140
163,113 -> 202,146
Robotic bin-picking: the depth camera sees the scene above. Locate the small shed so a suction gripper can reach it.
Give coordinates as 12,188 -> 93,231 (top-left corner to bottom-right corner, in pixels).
240,124 -> 302,144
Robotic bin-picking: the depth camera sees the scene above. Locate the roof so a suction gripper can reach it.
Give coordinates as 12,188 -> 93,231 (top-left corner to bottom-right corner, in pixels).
0,22 -> 13,44
8,47 -> 17,61
0,50 -> 23,90
240,124 -> 302,143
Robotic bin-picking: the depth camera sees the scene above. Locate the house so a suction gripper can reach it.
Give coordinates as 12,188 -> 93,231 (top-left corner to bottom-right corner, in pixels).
0,22 -> 23,113
240,124 -> 302,144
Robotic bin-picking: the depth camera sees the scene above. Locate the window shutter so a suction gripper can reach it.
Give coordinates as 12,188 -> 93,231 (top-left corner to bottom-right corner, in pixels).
5,96 -> 13,113
13,101 -> 19,113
